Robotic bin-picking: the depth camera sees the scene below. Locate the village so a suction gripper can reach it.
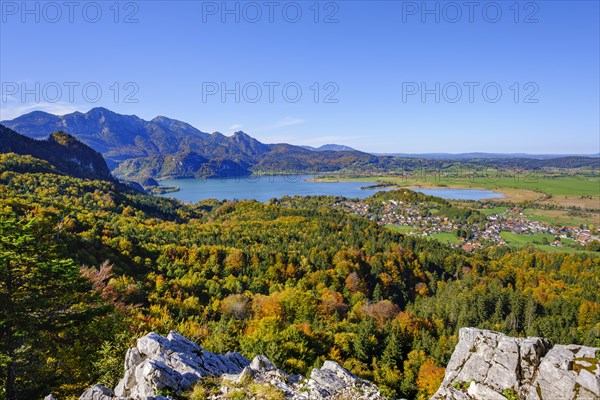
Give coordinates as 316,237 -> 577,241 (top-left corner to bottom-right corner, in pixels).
334,198 -> 600,252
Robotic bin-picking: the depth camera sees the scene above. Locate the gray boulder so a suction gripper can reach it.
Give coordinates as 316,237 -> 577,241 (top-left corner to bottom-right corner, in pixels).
306,360 -> 384,399
113,330 -> 250,399
432,328 -> 599,400
219,356 -> 384,399
76,330 -> 384,399
72,328 -> 599,400
526,344 -> 600,400
78,385 -> 114,400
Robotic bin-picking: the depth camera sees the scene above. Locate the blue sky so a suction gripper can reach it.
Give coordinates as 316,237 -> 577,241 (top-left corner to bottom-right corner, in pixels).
1,0 -> 598,153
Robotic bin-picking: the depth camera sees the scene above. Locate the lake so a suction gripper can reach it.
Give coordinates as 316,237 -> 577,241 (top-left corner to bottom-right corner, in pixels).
159,175 -> 386,203
411,188 -> 504,200
159,175 -> 504,203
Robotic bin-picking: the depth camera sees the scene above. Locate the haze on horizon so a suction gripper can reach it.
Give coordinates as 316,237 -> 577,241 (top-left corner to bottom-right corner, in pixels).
1,1 -> 598,154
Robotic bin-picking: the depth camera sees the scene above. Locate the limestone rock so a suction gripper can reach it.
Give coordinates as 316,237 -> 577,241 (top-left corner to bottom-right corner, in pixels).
113,330 -> 250,399
467,382 -> 507,400
78,385 -> 114,400
218,356 -> 384,399
74,328 -> 598,400
432,328 -> 599,400
526,344 -> 600,400
78,331 -> 384,400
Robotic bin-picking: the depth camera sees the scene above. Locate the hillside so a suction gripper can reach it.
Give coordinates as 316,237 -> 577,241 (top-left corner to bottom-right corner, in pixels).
113,152 -> 251,180
0,158 -> 598,399
1,109 -> 387,181
1,109 -> 274,166
0,124 -> 113,181
253,143 -> 380,172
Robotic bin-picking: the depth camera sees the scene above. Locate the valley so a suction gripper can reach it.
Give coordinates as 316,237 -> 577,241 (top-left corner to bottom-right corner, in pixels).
0,124 -> 598,399
2,2 -> 599,399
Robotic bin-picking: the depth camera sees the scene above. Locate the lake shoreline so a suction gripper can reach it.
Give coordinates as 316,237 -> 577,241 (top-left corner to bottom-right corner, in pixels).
310,176 -> 540,202
157,175 -> 506,203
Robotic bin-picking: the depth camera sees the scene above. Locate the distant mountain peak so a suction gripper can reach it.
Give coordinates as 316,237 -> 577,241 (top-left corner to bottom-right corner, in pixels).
150,116 -> 208,136
88,106 -> 111,113
302,144 -> 357,152
15,109 -> 61,120
151,115 -> 189,124
85,107 -> 117,117
233,131 -> 254,141
25,110 -> 53,116
151,115 -> 170,122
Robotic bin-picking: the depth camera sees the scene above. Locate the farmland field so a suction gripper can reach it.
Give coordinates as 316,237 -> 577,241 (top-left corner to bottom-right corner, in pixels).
499,231 -> 594,254
385,224 -> 414,233
478,206 -> 509,216
316,172 -> 600,209
427,232 -> 462,245
385,226 -> 463,245
523,208 -> 600,227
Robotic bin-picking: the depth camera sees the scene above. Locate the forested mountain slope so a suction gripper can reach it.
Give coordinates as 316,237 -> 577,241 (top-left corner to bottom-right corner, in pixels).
0,123 -> 113,181
0,154 -> 598,399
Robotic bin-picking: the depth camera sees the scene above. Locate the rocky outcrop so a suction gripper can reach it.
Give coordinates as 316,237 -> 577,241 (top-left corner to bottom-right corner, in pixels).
79,385 -> 114,400
75,331 -> 383,400
113,331 -> 249,398
64,328 -> 599,400
432,328 -> 600,400
528,344 -> 600,400
219,354 -> 383,399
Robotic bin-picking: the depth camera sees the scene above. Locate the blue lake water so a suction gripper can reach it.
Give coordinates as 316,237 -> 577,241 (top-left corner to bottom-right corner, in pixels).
411,188 -> 504,200
159,175 -> 386,203
158,176 -> 503,203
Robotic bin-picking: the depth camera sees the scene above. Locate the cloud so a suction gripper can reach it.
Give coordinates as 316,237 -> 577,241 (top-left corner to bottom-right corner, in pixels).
255,117 -> 305,132
2,95 -> 18,103
0,102 -> 81,120
229,124 -> 243,130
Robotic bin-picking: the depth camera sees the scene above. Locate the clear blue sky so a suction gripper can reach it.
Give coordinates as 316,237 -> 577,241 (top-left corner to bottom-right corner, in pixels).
1,0 -> 599,154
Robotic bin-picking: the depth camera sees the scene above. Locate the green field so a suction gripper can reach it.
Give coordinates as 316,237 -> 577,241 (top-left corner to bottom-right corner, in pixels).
560,237 -> 578,246
385,225 -> 461,245
500,231 -> 556,246
428,232 -> 462,244
499,231 -> 589,253
396,174 -> 600,196
385,224 -> 414,233
478,206 -> 508,216
317,173 -> 600,207
523,208 -> 599,227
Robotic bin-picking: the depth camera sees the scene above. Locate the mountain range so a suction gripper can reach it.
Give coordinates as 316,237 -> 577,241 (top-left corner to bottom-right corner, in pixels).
2,108 -> 598,183
301,144 -> 357,152
1,108 -> 391,182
